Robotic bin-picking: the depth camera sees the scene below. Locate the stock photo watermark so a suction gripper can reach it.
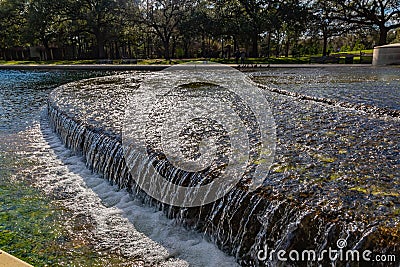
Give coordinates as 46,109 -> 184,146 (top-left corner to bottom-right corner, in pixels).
122,62 -> 276,207
257,239 -> 397,263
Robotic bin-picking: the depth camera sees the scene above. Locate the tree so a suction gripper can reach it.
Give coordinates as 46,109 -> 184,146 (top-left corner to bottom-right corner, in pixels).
25,0 -> 63,59
178,1 -> 213,58
64,0 -> 132,59
0,0 -> 26,59
212,0 -> 249,53
238,0 -> 274,57
311,0 -> 349,56
140,0 -> 197,59
331,0 -> 400,45
276,0 -> 310,57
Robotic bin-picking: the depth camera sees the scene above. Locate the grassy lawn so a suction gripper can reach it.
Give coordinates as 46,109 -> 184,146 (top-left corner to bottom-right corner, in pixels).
0,59 -> 98,65
331,49 -> 374,55
211,56 -> 310,64
139,57 -> 310,64
0,50 -> 374,65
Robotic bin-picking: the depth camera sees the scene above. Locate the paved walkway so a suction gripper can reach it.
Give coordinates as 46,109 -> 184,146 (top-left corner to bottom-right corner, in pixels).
0,250 -> 32,267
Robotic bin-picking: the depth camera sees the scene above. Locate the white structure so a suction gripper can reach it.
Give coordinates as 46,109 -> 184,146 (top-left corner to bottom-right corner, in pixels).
373,43 -> 400,66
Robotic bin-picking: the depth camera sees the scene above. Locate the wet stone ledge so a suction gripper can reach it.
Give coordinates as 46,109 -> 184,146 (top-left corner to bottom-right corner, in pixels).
47,73 -> 399,266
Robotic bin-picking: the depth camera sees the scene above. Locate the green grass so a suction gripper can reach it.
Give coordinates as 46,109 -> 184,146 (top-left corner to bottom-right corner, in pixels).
0,59 -> 97,65
0,52 -> 372,66
332,49 -> 374,55
139,56 -> 310,65
211,56 -> 310,64
139,58 -> 196,64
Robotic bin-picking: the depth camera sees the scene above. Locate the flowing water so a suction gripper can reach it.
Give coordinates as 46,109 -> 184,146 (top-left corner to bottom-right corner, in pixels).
46,67 -> 399,266
0,70 -> 238,266
251,66 -> 400,111
1,67 -> 399,266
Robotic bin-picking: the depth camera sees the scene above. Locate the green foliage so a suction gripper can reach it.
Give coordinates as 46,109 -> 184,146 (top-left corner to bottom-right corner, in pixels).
327,0 -> 400,45
0,0 -> 397,61
0,0 -> 27,48
340,45 -> 351,52
353,40 -> 365,51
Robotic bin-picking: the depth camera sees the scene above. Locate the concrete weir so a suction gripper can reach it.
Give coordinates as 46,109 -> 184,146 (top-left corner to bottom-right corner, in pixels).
373,43 -> 400,66
47,74 -> 400,266
0,250 -> 33,267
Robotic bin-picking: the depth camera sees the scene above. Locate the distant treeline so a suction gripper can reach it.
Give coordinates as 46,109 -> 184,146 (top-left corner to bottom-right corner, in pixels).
0,0 -> 399,60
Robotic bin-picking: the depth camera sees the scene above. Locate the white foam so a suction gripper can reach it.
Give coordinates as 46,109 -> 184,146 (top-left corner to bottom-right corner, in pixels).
22,112 -> 239,267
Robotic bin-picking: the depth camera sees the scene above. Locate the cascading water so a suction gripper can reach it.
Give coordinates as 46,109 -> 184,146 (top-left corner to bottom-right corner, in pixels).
47,67 -> 399,266
0,69 -> 238,266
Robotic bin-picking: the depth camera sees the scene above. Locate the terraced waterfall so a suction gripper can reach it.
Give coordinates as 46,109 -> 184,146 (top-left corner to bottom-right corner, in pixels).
47,67 -> 399,266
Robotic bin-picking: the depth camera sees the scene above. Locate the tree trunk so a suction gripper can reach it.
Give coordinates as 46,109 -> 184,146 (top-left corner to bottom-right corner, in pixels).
285,38 -> 290,57
221,39 -> 224,58
172,37 -> 177,58
251,33 -> 258,57
233,36 -> 238,52
322,33 -> 328,57
378,27 -> 388,45
163,40 -> 170,60
97,37 -> 106,59
183,40 -> 189,58
93,28 -> 106,59
128,40 -> 132,58
115,41 -> 120,59
43,39 -> 51,60
201,32 -> 206,57
78,37 -> 83,59
110,42 -> 114,59
266,32 -> 271,59
275,30 -> 281,57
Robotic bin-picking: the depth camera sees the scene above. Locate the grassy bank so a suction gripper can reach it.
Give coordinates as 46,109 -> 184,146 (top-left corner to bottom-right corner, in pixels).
0,57 -> 310,65
0,50 -> 374,66
0,60 -> 98,65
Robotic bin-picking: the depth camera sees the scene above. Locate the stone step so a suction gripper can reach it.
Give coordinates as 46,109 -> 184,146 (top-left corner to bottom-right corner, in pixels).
0,250 -> 33,267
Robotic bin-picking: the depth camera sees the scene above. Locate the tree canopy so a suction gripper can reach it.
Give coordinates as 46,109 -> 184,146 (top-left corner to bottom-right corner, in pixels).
0,0 -> 399,60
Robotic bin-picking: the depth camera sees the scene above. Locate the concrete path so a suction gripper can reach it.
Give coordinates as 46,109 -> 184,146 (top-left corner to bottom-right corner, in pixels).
0,250 -> 33,267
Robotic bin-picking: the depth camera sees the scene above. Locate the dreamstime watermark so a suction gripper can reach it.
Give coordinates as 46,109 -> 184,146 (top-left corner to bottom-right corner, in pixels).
122,62 -> 276,207
257,239 -> 397,263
